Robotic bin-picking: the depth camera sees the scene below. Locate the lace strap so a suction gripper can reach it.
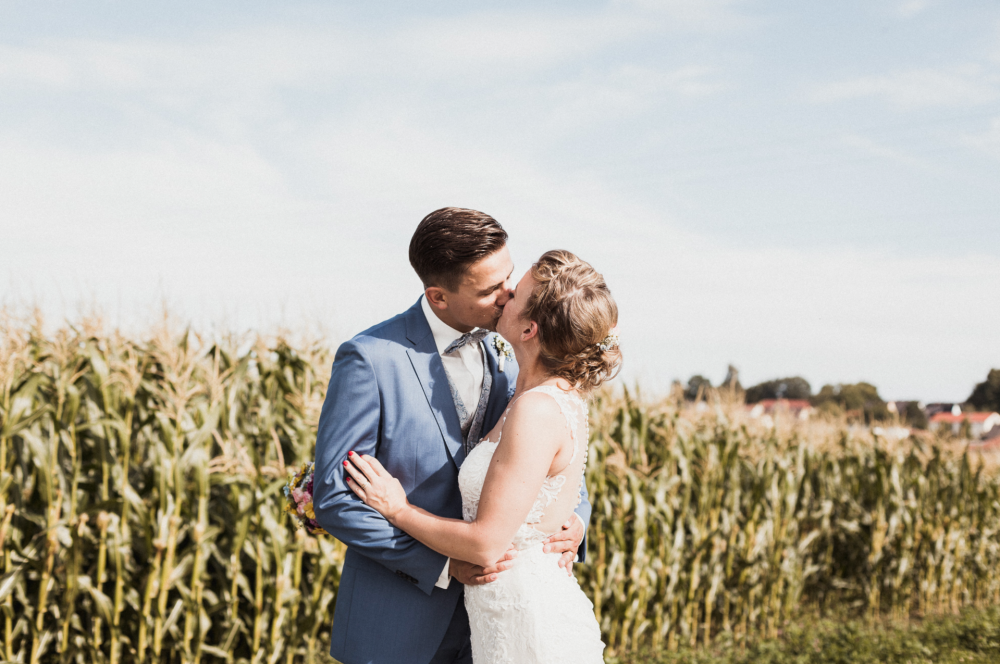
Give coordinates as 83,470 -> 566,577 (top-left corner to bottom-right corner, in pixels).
525,385 -> 584,464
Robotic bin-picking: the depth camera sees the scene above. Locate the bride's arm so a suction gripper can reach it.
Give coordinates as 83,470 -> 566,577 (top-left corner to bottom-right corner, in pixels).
345,392 -> 566,568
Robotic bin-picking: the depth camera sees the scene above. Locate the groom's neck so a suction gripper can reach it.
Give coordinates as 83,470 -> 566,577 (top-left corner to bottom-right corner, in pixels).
428,304 -> 474,334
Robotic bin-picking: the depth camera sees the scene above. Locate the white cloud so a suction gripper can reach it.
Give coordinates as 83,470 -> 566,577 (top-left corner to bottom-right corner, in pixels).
0,133 -> 294,228
897,0 -> 932,18
961,116 -> 1000,159
839,133 -> 944,173
526,65 -> 724,133
811,66 -> 1000,108
2,4 -> 998,404
0,0 -> 753,102
0,12 -> 659,96
4,111 -> 998,402
0,32 -> 349,93
390,12 -> 654,75
611,0 -> 754,31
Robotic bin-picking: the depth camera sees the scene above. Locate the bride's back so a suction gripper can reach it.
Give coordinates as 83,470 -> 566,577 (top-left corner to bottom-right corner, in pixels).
460,383 -> 590,547
459,385 -> 590,548
520,385 -> 589,538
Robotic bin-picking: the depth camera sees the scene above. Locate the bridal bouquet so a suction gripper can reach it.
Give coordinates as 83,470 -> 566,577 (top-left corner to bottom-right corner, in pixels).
283,462 -> 327,535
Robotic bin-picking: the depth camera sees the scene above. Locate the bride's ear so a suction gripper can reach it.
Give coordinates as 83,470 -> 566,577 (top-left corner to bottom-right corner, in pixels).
521,320 -> 538,342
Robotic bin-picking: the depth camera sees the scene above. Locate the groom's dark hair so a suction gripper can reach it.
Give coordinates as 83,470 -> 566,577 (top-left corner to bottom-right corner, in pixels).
409,207 -> 508,291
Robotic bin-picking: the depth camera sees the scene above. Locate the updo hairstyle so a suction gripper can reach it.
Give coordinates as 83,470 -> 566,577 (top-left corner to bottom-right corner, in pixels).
522,250 -> 622,393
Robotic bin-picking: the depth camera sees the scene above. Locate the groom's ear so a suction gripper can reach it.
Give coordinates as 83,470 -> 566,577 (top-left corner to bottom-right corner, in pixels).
425,287 -> 449,311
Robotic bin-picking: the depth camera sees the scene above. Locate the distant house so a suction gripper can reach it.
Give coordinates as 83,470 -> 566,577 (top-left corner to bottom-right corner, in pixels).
929,411 -> 1000,438
926,403 -> 963,418
748,399 -> 815,421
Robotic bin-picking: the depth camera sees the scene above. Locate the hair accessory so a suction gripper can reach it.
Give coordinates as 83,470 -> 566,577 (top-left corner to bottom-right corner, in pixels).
598,330 -> 619,352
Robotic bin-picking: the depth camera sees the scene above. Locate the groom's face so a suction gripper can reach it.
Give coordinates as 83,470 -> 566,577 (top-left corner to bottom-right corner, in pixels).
428,245 -> 515,333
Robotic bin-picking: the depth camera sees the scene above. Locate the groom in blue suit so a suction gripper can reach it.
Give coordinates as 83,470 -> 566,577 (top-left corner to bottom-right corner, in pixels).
313,208 -> 592,664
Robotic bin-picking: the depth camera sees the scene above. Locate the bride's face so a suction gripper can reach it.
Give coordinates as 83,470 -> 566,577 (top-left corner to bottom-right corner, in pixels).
497,271 -> 536,343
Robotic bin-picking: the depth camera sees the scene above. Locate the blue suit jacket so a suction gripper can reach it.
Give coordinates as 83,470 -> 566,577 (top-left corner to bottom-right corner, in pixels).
313,298 -> 592,664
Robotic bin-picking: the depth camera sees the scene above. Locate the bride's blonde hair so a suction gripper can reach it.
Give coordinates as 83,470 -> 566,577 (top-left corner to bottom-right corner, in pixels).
522,250 -> 622,394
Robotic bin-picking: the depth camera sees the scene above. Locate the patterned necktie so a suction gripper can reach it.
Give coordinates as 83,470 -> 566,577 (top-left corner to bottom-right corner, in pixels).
443,328 -> 490,355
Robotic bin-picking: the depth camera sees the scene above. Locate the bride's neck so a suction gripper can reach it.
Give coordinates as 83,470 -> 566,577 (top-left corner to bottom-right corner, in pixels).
512,349 -> 554,395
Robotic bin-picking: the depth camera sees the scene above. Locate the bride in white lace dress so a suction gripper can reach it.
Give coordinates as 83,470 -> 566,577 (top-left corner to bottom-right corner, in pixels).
346,250 -> 621,664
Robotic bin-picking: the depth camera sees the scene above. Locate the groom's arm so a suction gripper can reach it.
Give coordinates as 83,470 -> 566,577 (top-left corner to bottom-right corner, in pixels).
312,340 -> 446,596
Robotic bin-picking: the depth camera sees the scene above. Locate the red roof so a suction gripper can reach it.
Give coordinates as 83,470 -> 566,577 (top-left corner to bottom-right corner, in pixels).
929,412 -> 1000,424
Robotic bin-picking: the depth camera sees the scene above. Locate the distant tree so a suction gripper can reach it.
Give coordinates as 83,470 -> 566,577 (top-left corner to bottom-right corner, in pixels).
966,369 -> 1000,412
903,402 -> 928,430
721,365 -> 743,394
811,382 -> 889,423
816,400 -> 845,418
669,380 -> 685,405
685,375 -> 713,401
745,376 -> 812,404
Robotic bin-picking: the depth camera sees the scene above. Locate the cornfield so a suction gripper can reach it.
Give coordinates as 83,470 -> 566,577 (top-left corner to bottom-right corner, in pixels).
582,393 -> 1000,653
2,315 -> 999,663
0,315 -> 342,664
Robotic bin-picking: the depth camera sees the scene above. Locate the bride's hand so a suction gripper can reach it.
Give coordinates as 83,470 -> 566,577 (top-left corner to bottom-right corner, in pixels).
344,452 -> 408,522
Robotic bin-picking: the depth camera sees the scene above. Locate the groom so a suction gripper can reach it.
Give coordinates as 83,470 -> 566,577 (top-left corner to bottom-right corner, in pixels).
313,208 -> 592,664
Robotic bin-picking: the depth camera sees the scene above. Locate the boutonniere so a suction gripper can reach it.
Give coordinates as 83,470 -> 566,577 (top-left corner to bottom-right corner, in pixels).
492,336 -> 513,372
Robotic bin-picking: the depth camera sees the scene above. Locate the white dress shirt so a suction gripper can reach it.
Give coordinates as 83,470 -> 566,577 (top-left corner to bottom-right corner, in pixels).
420,295 -> 484,417
421,295 -> 485,589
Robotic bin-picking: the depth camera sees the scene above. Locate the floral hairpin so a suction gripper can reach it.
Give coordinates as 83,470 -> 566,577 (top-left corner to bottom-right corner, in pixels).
492,335 -> 513,372
598,329 -> 620,352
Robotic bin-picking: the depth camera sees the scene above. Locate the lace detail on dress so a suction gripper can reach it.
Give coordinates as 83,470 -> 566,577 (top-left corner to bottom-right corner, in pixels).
525,475 -> 566,524
457,384 -> 604,664
459,451 -> 487,523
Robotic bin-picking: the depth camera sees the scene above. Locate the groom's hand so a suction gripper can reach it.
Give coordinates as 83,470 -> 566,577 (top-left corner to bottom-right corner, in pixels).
543,516 -> 585,576
449,546 -> 518,586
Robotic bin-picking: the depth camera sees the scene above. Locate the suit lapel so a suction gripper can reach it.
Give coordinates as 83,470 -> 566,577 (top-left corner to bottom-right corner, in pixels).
482,333 -> 515,432
404,300 -> 466,468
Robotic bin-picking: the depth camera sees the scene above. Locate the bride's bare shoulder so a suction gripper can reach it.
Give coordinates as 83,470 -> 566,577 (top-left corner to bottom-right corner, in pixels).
507,389 -> 563,418
500,389 -> 570,444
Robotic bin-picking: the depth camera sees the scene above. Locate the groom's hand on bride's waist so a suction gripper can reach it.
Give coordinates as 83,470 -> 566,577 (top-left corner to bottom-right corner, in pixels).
543,516 -> 585,576
449,546 -> 518,586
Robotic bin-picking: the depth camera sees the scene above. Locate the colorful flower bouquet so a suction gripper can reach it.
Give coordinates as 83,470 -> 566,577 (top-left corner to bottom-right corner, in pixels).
283,462 -> 327,535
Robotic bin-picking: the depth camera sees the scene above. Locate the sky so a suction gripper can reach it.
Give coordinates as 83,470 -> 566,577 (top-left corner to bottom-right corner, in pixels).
1,1 -> 999,402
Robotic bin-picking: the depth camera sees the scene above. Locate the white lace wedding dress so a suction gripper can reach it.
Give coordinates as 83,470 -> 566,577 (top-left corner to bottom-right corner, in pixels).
458,385 -> 605,664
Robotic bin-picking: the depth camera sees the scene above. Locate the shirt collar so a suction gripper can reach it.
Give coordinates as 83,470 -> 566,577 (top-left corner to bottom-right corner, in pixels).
421,294 -> 469,356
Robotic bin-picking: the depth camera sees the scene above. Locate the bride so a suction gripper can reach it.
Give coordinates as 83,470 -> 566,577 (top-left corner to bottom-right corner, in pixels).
345,249 -> 621,664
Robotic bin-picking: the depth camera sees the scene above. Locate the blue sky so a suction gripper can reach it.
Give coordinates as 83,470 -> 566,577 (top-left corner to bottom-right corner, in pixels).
2,1 -> 999,401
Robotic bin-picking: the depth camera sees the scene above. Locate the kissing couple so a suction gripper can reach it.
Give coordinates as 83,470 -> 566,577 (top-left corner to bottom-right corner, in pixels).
313,208 -> 621,664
